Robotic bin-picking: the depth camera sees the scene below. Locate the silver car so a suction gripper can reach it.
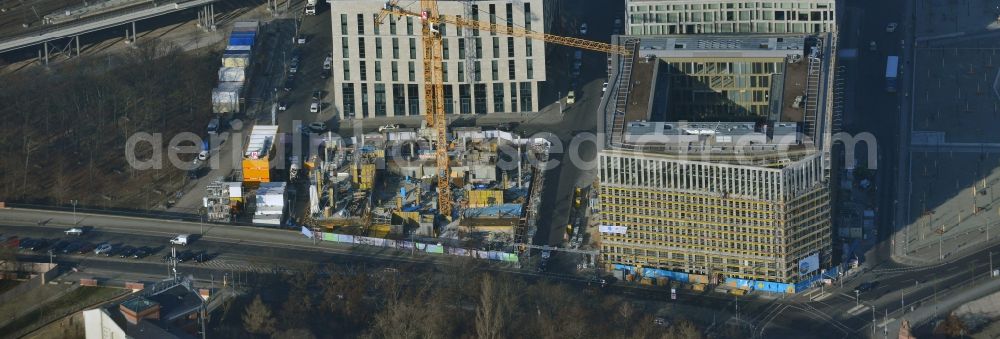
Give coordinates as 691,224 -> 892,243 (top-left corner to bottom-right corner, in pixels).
94,243 -> 113,255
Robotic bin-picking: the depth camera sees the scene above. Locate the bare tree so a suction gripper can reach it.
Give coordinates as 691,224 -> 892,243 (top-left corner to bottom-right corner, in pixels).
670,319 -> 703,339
242,294 -> 275,336
475,274 -> 513,339
936,313 -> 966,338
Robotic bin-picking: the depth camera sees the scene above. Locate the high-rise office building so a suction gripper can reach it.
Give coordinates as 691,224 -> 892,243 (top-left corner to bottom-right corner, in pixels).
598,34 -> 836,287
329,0 -> 551,119
625,0 -> 836,35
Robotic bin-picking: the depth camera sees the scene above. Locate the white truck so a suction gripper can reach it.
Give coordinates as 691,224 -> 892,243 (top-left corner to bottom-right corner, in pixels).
170,234 -> 191,246
305,0 -> 317,15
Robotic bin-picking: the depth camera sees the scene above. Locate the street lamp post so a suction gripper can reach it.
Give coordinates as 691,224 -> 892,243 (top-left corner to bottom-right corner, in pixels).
70,199 -> 78,225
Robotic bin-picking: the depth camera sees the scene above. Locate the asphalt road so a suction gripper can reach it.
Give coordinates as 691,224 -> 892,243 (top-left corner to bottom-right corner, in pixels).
10,203 -> 1000,338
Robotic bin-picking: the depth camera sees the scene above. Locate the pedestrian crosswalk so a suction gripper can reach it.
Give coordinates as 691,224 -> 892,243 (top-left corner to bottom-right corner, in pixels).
187,259 -> 290,273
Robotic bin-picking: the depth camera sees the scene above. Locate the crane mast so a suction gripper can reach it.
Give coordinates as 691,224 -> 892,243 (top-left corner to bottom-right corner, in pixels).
417,0 -> 452,219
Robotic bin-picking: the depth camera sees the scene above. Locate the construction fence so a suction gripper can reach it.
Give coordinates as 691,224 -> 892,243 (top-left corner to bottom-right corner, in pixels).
302,227 -> 520,263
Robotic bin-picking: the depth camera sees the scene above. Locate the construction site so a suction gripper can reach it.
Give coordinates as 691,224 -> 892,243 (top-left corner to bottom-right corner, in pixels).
202,122 -> 549,249
305,125 -> 549,249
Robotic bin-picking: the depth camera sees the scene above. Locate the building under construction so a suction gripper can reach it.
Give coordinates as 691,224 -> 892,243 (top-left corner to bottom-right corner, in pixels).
597,34 -> 836,287
306,125 -> 548,248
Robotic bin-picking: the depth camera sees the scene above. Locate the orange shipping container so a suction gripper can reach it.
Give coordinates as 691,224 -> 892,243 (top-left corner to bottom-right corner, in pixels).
242,158 -> 271,183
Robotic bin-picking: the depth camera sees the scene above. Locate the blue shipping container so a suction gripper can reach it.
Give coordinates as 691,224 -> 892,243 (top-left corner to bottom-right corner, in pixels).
229,37 -> 255,46
231,32 -> 256,40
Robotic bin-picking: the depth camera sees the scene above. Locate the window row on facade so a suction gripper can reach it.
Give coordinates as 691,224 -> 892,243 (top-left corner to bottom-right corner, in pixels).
337,55 -> 535,84
336,35 -> 535,64
338,82 -> 535,117
336,2 -> 534,37
599,155 -> 785,201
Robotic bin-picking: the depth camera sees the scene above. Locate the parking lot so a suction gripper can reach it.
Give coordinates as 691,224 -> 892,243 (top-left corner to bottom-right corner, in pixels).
0,226 -> 288,274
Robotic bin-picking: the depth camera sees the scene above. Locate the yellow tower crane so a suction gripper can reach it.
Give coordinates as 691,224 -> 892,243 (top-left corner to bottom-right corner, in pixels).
375,1 -> 632,219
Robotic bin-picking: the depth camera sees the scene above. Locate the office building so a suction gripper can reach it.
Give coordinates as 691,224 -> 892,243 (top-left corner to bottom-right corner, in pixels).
626,0 -> 836,35
330,0 -> 551,119
597,34 -> 835,287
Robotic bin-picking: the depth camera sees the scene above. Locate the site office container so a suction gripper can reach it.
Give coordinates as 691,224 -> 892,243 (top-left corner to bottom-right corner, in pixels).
218,67 -> 247,82
212,82 -> 243,114
222,51 -> 252,67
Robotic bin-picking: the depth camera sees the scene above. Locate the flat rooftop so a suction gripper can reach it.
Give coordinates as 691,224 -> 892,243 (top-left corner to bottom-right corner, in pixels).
636,35 -> 807,59
779,59 -> 807,122
604,34 -> 829,159
624,60 -> 656,122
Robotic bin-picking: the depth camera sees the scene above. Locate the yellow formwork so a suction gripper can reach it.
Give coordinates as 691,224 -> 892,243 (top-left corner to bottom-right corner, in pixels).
467,189 -> 503,208
352,163 -> 377,190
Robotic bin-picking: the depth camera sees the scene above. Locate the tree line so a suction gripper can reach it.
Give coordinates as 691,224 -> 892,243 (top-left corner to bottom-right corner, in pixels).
212,260 -> 726,339
0,39 -> 217,210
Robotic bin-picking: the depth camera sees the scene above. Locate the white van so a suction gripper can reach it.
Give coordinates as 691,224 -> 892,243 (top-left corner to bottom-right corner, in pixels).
170,234 -> 190,246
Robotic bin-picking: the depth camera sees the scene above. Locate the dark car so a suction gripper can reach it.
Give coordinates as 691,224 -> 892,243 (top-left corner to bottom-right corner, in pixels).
854,281 -> 880,293
102,245 -> 121,257
76,242 -> 94,254
62,241 -> 82,254
312,90 -> 322,100
192,251 -> 210,263
118,246 -> 136,258
28,239 -> 47,251
18,238 -> 34,250
176,250 -> 194,263
132,247 -> 150,259
52,240 -> 72,253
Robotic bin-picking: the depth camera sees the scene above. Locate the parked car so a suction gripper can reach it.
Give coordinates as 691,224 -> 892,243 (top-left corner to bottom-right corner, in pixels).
323,56 -> 332,70
26,239 -> 47,251
310,102 -> 320,113
579,22 -> 588,35
602,82 -> 609,92
854,281 -> 880,293
94,243 -> 113,255
62,241 -> 82,254
197,150 -> 209,162
566,91 -> 576,104
278,102 -> 288,111
193,251 -> 210,263
131,247 -> 150,259
308,122 -> 327,133
52,240 -> 72,253
312,90 -> 322,100
207,117 -> 220,134
76,242 -> 94,254
65,228 -> 84,236
18,238 -> 34,250
176,250 -> 194,263
118,246 -> 136,258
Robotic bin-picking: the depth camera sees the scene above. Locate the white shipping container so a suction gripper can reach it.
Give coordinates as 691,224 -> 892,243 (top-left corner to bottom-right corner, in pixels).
218,67 -> 246,82
256,182 -> 287,206
212,82 -> 243,113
